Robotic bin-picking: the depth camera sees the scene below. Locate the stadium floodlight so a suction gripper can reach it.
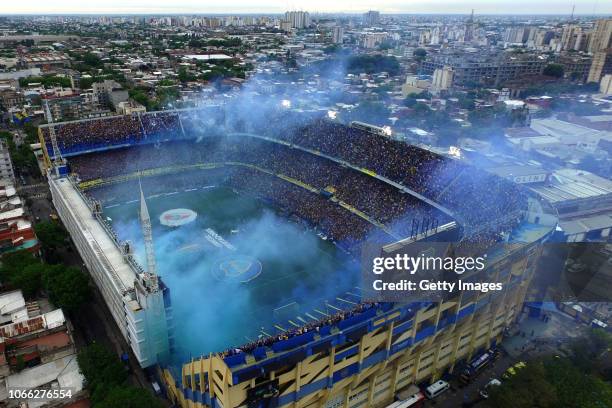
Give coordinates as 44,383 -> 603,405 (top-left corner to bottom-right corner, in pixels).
281,99 -> 291,108
327,110 -> 338,120
449,146 -> 462,158
382,126 -> 392,136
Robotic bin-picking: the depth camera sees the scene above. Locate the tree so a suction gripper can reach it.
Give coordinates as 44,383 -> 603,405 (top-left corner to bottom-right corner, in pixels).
458,97 -> 476,110
487,353 -> 612,408
178,67 -> 196,83
94,386 -> 164,408
82,53 -> 103,68
78,344 -> 162,408
34,221 -> 67,251
487,361 -> 558,408
414,48 -> 427,63
413,102 -> 432,117
346,55 -> 401,76
0,251 -> 38,285
77,343 -> 128,398
543,63 -> 564,78
10,263 -> 45,298
403,96 -> 418,107
43,265 -> 90,312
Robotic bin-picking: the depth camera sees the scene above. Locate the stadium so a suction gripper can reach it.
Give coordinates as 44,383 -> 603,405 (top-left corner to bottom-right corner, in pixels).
39,104 -> 557,408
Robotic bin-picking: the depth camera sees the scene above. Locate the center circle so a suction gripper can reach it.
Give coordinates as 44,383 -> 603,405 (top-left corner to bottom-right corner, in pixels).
212,255 -> 262,283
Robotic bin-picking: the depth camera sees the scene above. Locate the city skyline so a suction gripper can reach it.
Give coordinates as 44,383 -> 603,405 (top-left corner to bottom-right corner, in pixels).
1,0 -> 611,15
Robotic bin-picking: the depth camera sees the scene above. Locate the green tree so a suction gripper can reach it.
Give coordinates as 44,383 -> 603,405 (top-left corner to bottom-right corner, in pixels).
346,55 -> 401,76
488,354 -> 612,408
43,265 -> 90,312
94,386 -> 163,408
543,63 -> 564,78
178,67 -> 196,83
10,263 -> 45,298
82,53 -> 103,68
458,97 -> 476,110
77,343 -> 128,396
414,48 -> 427,63
34,221 -> 67,251
487,361 -> 558,408
0,251 -> 38,283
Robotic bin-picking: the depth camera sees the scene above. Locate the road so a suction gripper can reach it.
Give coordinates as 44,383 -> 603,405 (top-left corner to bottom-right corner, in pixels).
424,309 -> 586,408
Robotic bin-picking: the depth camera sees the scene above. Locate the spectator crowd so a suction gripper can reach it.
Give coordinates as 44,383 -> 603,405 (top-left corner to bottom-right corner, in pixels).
57,108 -> 532,359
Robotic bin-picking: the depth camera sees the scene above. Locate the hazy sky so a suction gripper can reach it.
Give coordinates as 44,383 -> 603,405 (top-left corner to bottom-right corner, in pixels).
1,0 -> 610,15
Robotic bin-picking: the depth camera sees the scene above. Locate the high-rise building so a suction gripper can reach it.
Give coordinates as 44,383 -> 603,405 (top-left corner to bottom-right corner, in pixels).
361,32 -> 388,49
332,26 -> 344,44
600,74 -> 612,95
284,11 -> 310,29
560,25 -> 587,51
363,10 -> 380,27
589,19 -> 612,53
588,50 -> 612,83
432,66 -> 454,93
464,9 -> 476,42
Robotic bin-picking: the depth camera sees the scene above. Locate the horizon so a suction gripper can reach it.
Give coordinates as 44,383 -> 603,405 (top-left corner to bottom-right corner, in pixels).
3,12 -> 612,16
1,0 -> 611,17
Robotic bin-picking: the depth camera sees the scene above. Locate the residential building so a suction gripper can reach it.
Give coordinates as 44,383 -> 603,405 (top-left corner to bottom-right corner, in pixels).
431,66 -> 454,93
589,19 -> 612,53
363,10 -> 380,27
0,141 -> 14,185
0,185 -> 39,254
284,11 -> 310,29
332,26 -> 344,44
0,89 -> 25,111
588,50 -> 612,83
601,74 -> 612,95
92,80 -> 129,110
43,94 -> 84,122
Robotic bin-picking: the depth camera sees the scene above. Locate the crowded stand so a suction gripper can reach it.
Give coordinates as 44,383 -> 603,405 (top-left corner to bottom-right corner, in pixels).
46,110 -> 527,230
262,118 -> 528,227
140,111 -> 182,137
55,109 -> 529,241
219,301 -> 379,358
40,114 -> 143,154
46,109 -> 533,361
69,137 -> 449,239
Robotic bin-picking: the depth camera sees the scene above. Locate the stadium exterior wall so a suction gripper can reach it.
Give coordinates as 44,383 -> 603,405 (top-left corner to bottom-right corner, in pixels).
163,240 -> 546,408
49,175 -> 169,367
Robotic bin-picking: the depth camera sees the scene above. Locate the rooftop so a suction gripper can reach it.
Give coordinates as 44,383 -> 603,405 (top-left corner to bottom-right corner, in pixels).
54,178 -> 139,294
4,355 -> 84,400
530,169 -> 612,204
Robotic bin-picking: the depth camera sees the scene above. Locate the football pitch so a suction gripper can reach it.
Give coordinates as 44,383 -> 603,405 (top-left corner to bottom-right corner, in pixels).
101,185 -> 360,363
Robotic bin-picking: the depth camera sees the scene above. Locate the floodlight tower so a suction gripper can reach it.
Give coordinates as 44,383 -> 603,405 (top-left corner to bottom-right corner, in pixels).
44,99 -> 67,176
139,180 -> 159,291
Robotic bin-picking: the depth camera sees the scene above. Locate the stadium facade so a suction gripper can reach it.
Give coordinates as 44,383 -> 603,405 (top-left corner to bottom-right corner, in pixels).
39,109 -> 557,408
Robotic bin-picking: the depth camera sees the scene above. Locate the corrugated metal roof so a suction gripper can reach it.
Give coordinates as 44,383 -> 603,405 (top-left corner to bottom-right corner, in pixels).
531,169 -> 612,203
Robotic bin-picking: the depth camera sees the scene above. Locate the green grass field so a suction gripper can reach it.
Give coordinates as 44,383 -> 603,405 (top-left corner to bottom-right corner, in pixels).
103,186 -> 360,361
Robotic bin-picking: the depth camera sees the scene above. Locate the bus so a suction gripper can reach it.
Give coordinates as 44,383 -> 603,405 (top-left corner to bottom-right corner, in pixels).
460,348 -> 499,383
385,392 -> 425,408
